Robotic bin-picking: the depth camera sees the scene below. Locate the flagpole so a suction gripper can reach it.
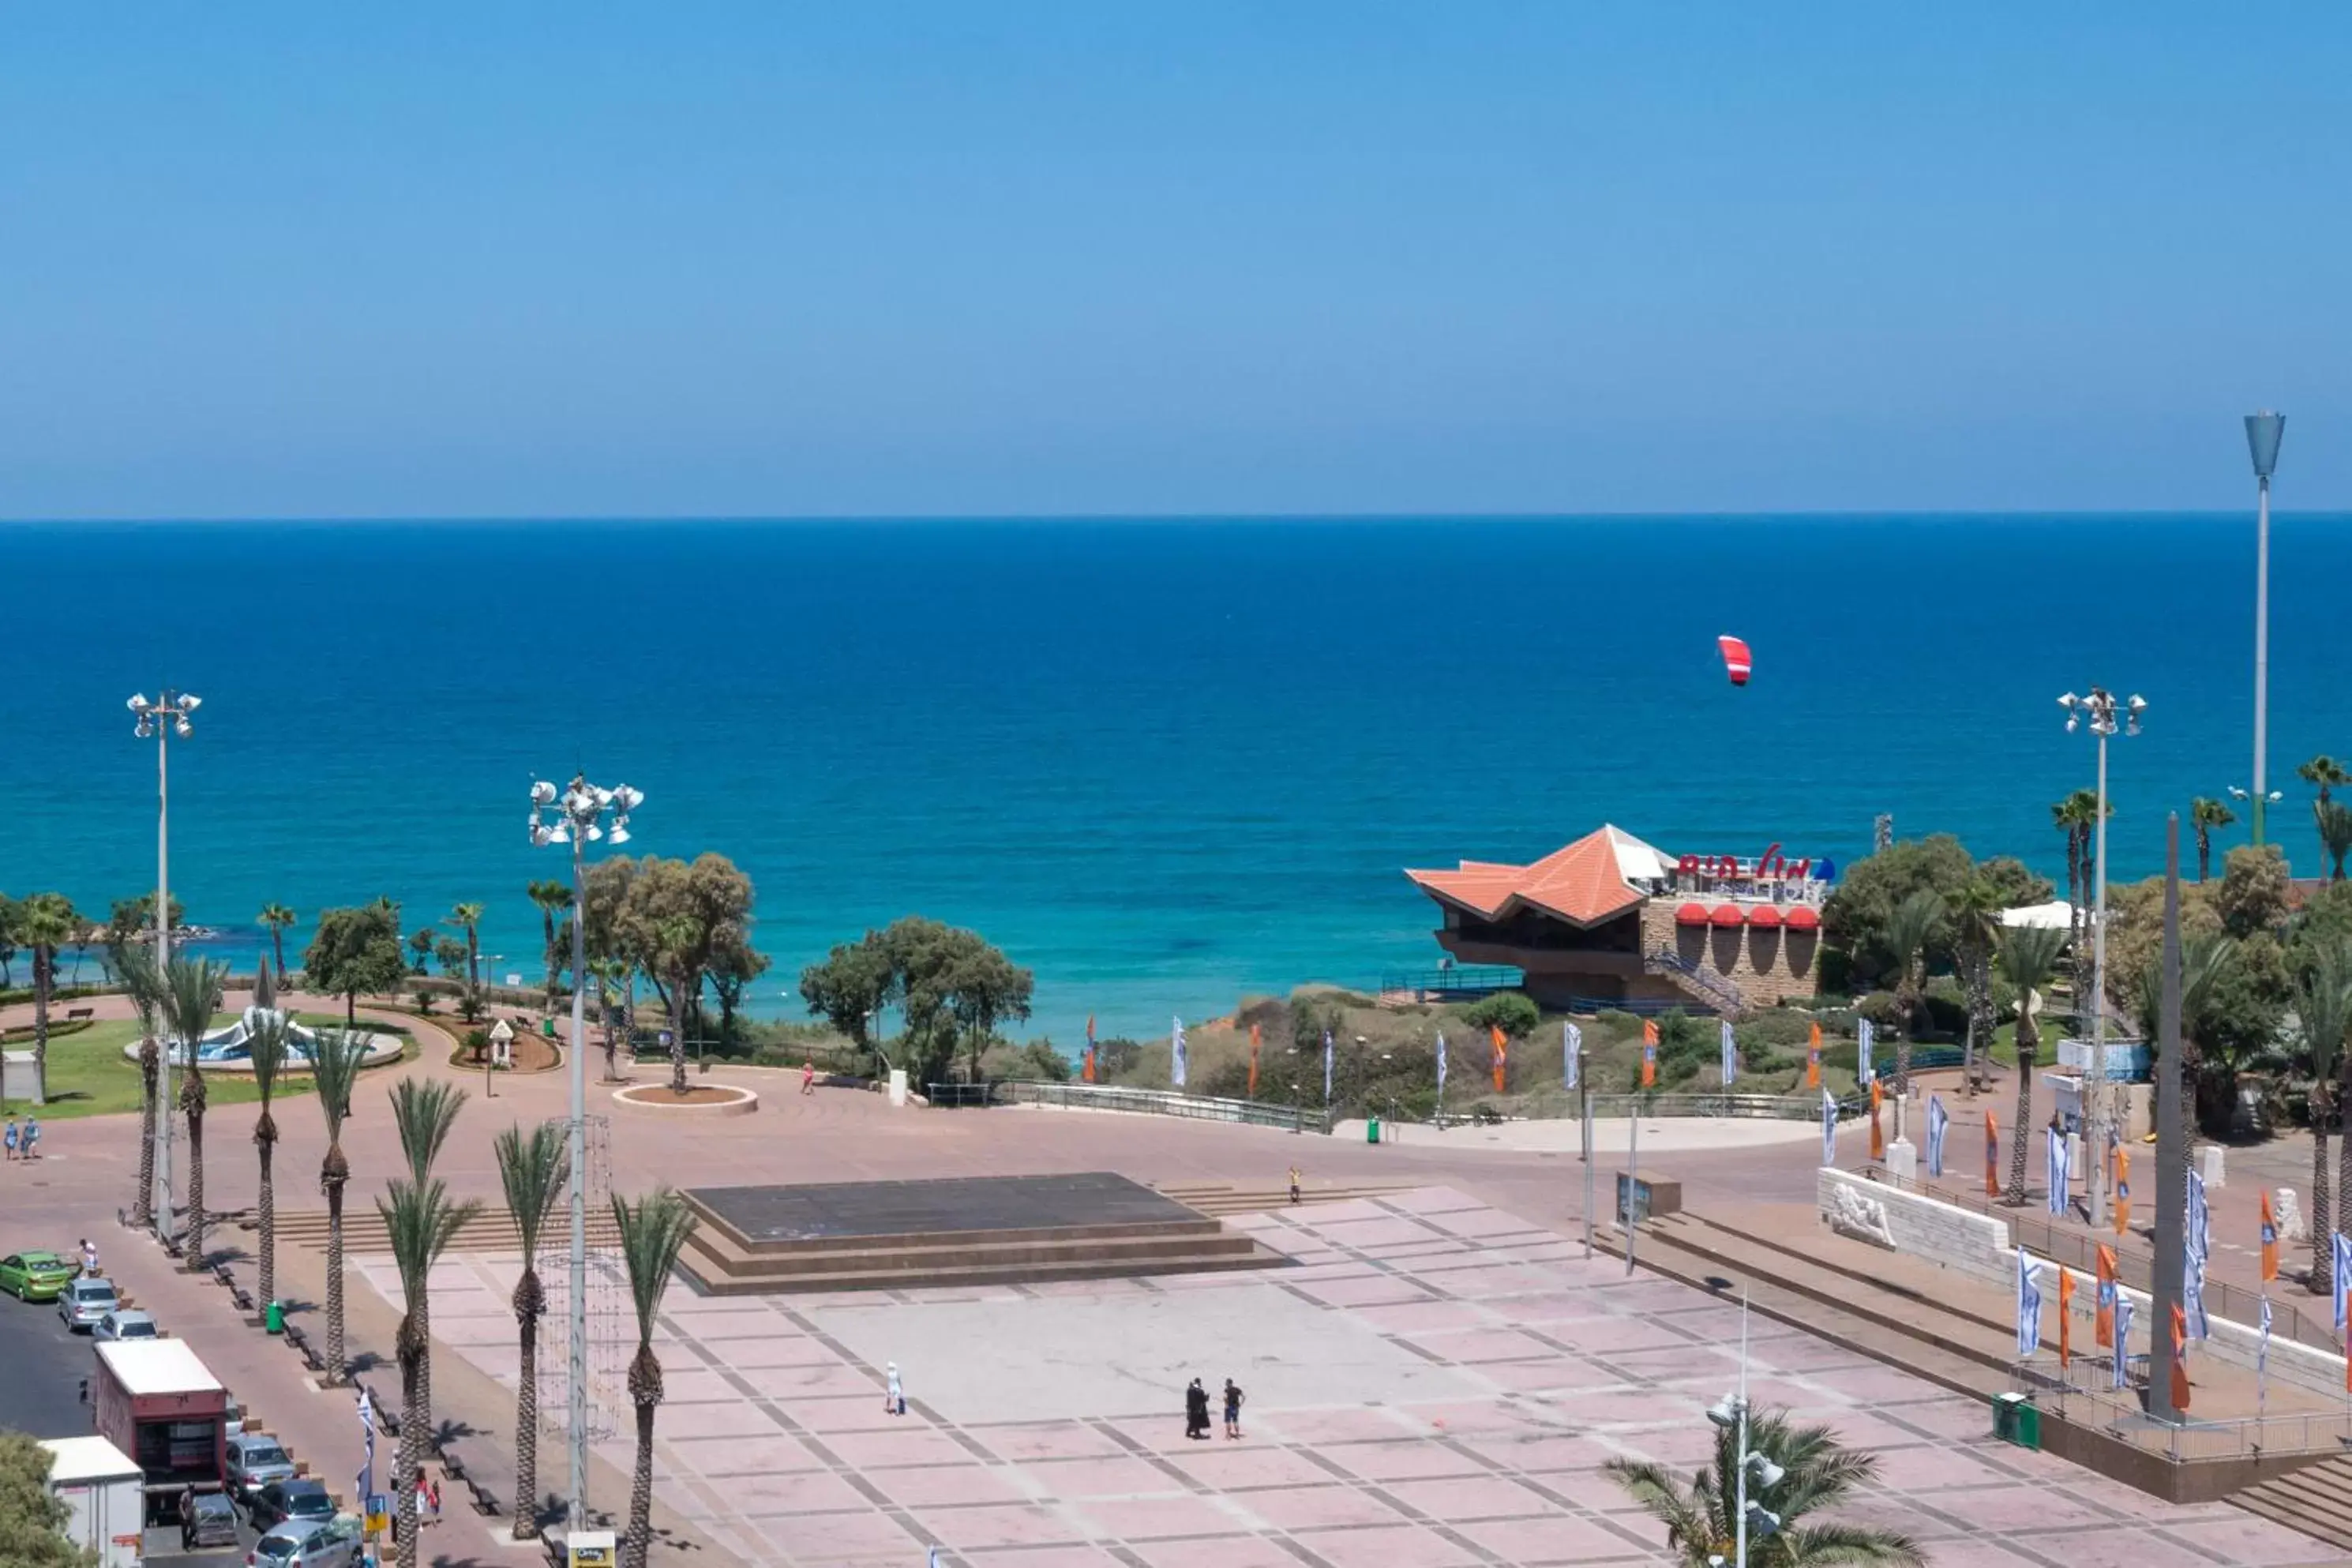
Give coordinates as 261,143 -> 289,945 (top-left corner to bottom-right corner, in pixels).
2150,812 -> 2187,1424
1581,1088 -> 1595,1262
1626,1108 -> 1639,1278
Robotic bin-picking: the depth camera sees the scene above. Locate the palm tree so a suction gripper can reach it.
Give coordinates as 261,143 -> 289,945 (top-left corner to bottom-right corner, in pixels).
18,893 -> 80,1101
2318,801 -> 2352,883
380,1177 -> 482,1568
1948,878 -> 2002,1097
157,956 -> 227,1268
2052,793 -> 2094,955
1998,924 -> 2065,1206
2303,756 -> 2350,874
590,958 -> 632,1081
528,880 -> 571,1003
247,988 -> 293,1311
2189,797 -> 2237,883
118,945 -> 165,1230
494,1123 -> 570,1540
310,1027 -> 371,1385
2298,942 -> 2352,1298
1605,1405 -> 1922,1568
259,903 -> 298,984
1883,891 -> 1944,1097
388,1079 -> 469,1453
407,926 -> 437,975
2131,934 -> 2241,1150
613,1187 -> 697,1568
448,902 -> 486,997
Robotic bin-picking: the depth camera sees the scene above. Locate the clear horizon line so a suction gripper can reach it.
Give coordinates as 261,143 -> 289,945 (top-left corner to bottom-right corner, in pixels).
2,508 -> 2344,527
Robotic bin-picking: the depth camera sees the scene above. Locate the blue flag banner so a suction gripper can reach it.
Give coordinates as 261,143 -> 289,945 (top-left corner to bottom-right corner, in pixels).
1821,1088 -> 1836,1167
1859,1019 -> 1874,1085
2016,1250 -> 2043,1358
1322,1028 -> 1334,1106
1926,1094 -> 1949,1178
2185,1253 -> 2209,1341
2187,1169 -> 2210,1265
2112,1293 -> 2134,1390
1171,1017 -> 1187,1088
2259,1295 -> 2273,1386
1720,1019 -> 1737,1086
2334,1233 -> 2352,1333
1435,1033 -> 1447,1099
2045,1127 -> 2069,1217
1564,1022 -> 1581,1090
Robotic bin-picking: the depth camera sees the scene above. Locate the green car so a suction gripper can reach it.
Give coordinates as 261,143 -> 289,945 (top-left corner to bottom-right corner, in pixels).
0,1251 -> 77,1302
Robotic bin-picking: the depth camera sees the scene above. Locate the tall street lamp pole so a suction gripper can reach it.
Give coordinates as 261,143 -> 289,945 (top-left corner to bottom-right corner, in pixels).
2245,411 -> 2285,848
2059,688 -> 2143,1228
128,690 -> 199,1242
531,774 -> 643,1544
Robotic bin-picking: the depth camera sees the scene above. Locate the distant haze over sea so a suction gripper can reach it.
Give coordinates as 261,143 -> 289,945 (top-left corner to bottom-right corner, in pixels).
6,516 -> 2346,1043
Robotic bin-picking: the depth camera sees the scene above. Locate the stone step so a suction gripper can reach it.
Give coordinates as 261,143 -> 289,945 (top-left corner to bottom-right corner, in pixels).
268,1209 -> 621,1255
677,1223 -> 1261,1281
1150,1184 -> 1412,1216
684,1206 -> 1222,1256
2233,1457 -> 2352,1551
677,1238 -> 1285,1296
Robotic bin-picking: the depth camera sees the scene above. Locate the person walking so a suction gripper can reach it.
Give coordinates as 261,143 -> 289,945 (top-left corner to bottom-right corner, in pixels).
801,1060 -> 816,1096
1222,1379 -> 1245,1439
1184,1379 -> 1210,1440
4,1120 -> 17,1162
885,1362 -> 905,1416
23,1116 -> 39,1161
1287,1165 -> 1302,1206
79,1238 -> 99,1277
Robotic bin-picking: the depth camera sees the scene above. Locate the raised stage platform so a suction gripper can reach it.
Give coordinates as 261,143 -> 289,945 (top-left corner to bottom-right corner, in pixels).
676,1172 -> 1288,1296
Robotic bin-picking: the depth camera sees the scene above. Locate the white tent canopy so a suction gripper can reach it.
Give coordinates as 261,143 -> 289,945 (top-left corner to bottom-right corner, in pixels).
2000,900 -> 2078,933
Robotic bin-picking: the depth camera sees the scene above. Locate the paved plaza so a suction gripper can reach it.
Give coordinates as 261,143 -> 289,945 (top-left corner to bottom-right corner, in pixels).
366,1187 -> 2339,1568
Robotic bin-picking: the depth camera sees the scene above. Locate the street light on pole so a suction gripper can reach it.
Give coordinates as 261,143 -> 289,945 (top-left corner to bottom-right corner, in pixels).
1703,1281 -> 1783,1567
2058,688 -> 2144,1228
2245,411 -> 2285,848
128,688 -> 198,1243
530,772 -> 643,1545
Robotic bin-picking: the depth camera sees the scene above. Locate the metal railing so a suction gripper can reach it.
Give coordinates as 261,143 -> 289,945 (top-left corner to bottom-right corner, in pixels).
1644,950 -> 1745,1015
1590,1090 -> 1865,1122
1376,966 -> 1523,999
927,1078 -> 1331,1135
1564,994 -> 1720,1018
1858,1163 -> 2338,1353
2009,1364 -> 2352,1462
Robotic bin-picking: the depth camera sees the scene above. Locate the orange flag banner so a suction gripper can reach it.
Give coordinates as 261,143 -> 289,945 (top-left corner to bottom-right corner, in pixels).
2170,1304 -> 2191,1412
1491,1024 -> 1508,1094
1869,1078 -> 1885,1161
1083,1015 -> 1097,1083
2261,1190 -> 2280,1283
2058,1269 -> 2074,1369
1641,1019 -> 1658,1088
1806,1021 -> 1821,1090
1247,1022 -> 1261,1097
2094,1244 -> 2117,1349
1984,1111 -> 1999,1197
2114,1146 -> 2131,1238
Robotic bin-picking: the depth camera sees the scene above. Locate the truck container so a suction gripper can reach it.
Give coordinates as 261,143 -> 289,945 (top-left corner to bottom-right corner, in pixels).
41,1435 -> 144,1568
91,1338 -> 229,1523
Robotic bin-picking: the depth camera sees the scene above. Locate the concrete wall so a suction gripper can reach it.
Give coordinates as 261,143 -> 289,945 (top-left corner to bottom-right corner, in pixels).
1817,1168 -> 2348,1399
1640,903 -> 1818,1009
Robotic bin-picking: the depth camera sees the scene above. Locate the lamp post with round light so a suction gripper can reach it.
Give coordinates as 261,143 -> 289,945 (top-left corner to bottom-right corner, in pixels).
2058,688 -> 2143,1228
529,773 -> 643,1544
128,689 -> 198,1241
2245,411 -> 2285,847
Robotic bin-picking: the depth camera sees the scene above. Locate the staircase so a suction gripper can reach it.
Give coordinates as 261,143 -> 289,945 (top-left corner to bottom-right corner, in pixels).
2233,1457 -> 2352,1553
264,1207 -> 621,1255
1150,1181 -> 1415,1217
1644,951 -> 1746,1017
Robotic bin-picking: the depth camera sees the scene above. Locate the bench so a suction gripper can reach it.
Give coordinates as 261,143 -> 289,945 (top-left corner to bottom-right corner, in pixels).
65,1007 -> 96,1022
230,1287 -> 254,1314
212,1264 -> 235,1287
467,1478 -> 501,1517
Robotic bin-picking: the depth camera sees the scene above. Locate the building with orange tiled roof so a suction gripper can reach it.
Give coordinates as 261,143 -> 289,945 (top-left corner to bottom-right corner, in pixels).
1404,826 -> 1831,1015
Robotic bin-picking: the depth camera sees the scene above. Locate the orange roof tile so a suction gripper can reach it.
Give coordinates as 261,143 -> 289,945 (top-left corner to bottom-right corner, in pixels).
1405,827 -> 1650,928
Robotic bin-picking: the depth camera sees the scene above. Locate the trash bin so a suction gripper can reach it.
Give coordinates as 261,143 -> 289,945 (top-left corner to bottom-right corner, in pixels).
264,1300 -> 284,1335
2015,1400 -> 2041,1450
1367,1118 -> 1382,1145
1992,1391 -> 2037,1448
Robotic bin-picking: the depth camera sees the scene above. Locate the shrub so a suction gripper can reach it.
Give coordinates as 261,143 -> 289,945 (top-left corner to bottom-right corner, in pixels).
1461,992 -> 1540,1038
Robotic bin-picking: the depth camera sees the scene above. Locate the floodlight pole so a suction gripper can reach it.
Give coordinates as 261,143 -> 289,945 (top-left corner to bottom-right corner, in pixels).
1735,1289 -> 1751,1568
2246,412 -> 2285,847
2058,688 -> 2141,1228
2151,813 -> 2187,1422
129,689 -> 198,1241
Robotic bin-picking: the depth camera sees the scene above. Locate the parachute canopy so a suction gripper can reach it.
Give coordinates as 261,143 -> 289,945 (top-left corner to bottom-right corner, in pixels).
1718,635 -> 1754,687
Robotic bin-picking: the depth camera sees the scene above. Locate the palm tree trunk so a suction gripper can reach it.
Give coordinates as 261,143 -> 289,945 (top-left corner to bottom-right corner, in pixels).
2007,1033 -> 2035,1205
257,1138 -> 276,1307
417,1293 -> 433,1457
628,1399 -> 657,1568
670,980 -> 688,1094
2196,830 -> 2211,883
184,1108 -> 207,1269
513,1292 -> 541,1540
32,947 -> 50,1096
396,1345 -> 422,1568
134,1051 -> 158,1229
324,1176 -> 347,1382
272,928 -> 287,985
2313,1086 -> 2335,1297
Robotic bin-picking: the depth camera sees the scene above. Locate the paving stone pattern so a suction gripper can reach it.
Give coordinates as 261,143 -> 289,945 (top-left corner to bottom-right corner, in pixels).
365,1190 -> 2347,1567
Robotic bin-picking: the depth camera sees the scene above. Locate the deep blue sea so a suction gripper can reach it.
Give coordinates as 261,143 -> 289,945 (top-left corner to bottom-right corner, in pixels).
3,516 -> 2347,1044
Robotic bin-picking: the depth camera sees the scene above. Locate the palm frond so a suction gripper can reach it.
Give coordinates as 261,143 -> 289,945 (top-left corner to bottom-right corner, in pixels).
1995,923 -> 2065,994
377,1176 -> 485,1298
1778,1521 -> 1926,1566
495,1122 -> 572,1259
118,945 -> 165,1033
309,1028 -> 371,1138
247,1012 -> 292,1108
1604,1457 -> 1720,1560
388,1078 -> 469,1184
610,1187 -> 697,1347
160,955 -> 229,1066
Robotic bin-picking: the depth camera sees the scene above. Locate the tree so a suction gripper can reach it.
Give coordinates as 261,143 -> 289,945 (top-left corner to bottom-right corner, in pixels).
433,936 -> 468,977
2189,797 -> 2236,883
1604,1405 -> 1922,1568
2294,941 -> 2352,1299
448,902 -> 485,996
305,904 -> 408,1025
1948,877 -> 2003,1097
259,902 -> 298,983
159,956 -> 226,1267
2052,792 -> 2101,958
2131,934 -> 2262,1143
388,1080 -> 468,1448
1884,891 -> 1945,1095
1819,836 -> 2048,994
0,895 -> 17,988
494,1122 -> 569,1540
612,1189 -> 696,1568
118,946 -> 164,1230
18,894 -> 79,1102
946,938 -> 1035,1080
613,855 -> 756,1093
380,1178 -> 481,1568
310,1028 -> 372,1385
2303,756 -> 2351,875
528,880 -> 572,1003
247,996 -> 292,1311
0,1427 -> 92,1567
588,958 -> 632,1080
2319,801 -> 2352,883
1998,925 -> 2065,1206
407,926 -> 437,975
706,928 -> 771,1056
1462,992 -> 1540,1040
799,934 -> 897,1069
2215,842 -> 2293,938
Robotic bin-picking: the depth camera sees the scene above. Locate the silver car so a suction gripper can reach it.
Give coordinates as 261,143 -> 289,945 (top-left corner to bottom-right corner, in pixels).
57,1277 -> 118,1331
93,1307 -> 159,1342
225,1432 -> 298,1504
252,1514 -> 365,1568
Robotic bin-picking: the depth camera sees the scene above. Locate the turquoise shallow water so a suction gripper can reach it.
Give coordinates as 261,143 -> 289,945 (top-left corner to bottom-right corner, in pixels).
2,516 -> 2346,1043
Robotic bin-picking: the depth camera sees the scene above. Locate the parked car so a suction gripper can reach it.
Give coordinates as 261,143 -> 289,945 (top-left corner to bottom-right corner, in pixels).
226,1432 -> 299,1503
251,1515 -> 365,1568
93,1308 -> 160,1342
180,1487 -> 240,1550
0,1250 -> 76,1302
58,1276 -> 120,1330
249,1478 -> 336,1533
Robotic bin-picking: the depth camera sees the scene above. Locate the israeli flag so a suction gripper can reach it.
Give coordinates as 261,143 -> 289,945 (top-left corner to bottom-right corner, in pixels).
1322,1028 -> 1334,1106
1435,1033 -> 1448,1097
2112,1292 -> 2134,1390
1926,1094 -> 1949,1178
1720,1019 -> 1738,1086
1171,1018 -> 1187,1088
2187,1169 -> 2210,1265
2334,1232 -> 2352,1333
2045,1127 -> 2069,1216
1563,1022 -> 1581,1090
2016,1250 -> 2043,1358
2259,1295 -> 2273,1383
2184,1252 -> 2209,1341
1821,1087 -> 1836,1167
1859,1018 -> 1874,1085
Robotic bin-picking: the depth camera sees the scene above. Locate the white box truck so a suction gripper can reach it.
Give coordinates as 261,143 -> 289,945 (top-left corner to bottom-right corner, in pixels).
42,1435 -> 144,1568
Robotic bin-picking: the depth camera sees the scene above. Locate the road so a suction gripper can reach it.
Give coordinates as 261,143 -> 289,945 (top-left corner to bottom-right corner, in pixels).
0,1286 -> 99,1437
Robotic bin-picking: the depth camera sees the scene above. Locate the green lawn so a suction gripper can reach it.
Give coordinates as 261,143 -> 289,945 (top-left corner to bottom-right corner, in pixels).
1,1013 -> 414,1120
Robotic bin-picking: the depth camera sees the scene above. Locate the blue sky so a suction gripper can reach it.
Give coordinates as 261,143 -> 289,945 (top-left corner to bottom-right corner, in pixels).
2,5 -> 2346,518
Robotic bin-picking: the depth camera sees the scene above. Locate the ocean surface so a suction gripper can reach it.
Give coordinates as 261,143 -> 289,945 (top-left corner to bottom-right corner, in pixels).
3,516 -> 2348,1045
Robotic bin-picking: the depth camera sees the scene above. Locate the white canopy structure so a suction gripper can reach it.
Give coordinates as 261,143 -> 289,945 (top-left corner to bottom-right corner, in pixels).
2000,900 -> 2077,933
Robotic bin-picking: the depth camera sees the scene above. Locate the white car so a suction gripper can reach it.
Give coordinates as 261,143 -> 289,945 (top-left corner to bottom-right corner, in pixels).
250,1514 -> 365,1568
58,1277 -> 119,1331
93,1308 -> 160,1342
